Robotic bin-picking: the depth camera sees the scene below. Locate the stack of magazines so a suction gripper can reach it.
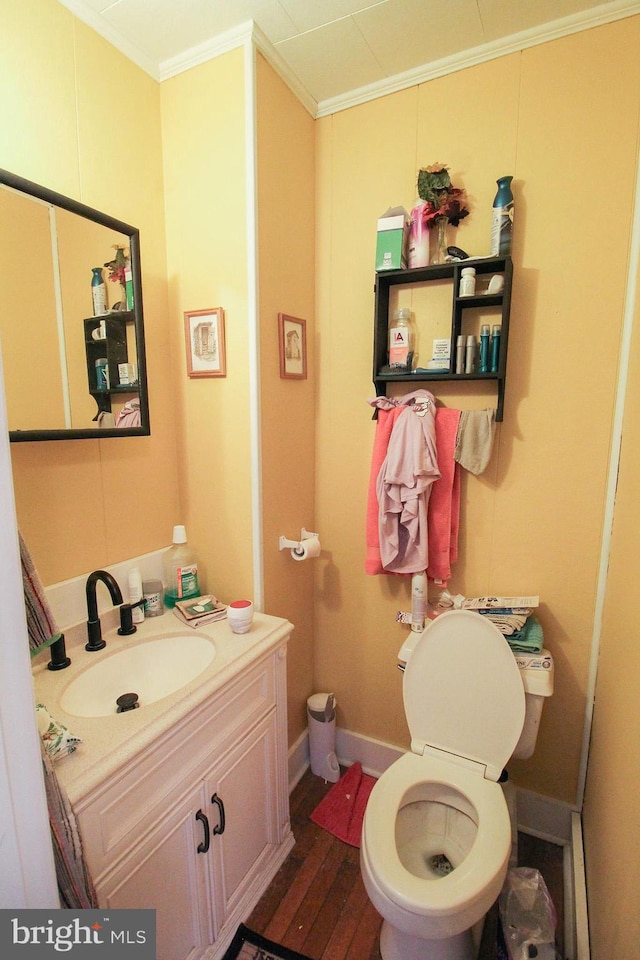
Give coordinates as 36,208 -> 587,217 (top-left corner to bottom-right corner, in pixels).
173,595 -> 227,629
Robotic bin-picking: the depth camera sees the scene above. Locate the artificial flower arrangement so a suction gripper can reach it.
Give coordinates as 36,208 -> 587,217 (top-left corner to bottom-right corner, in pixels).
417,163 -> 469,228
104,244 -> 130,310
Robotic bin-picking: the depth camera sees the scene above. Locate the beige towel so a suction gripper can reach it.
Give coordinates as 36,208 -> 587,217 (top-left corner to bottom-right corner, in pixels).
454,409 -> 495,475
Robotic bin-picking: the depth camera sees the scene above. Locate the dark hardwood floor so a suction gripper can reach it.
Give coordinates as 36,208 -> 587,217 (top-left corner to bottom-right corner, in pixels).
247,768 -> 565,960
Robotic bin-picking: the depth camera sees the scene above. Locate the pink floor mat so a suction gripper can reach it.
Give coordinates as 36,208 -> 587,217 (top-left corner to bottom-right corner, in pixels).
309,762 -> 376,847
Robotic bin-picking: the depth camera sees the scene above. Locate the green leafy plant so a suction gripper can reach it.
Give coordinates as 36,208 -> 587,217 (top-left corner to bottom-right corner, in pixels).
417,163 -> 469,228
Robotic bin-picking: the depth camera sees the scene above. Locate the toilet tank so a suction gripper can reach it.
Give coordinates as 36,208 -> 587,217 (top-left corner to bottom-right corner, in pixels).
512,651 -> 554,760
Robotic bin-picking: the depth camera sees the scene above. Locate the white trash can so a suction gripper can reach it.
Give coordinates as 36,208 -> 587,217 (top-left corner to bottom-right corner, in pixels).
307,693 -> 340,782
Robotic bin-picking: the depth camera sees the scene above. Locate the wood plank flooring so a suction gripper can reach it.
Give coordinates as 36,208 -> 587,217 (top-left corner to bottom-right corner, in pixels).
247,768 -> 565,960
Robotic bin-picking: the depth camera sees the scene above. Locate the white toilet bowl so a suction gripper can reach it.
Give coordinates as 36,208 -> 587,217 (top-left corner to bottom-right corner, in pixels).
360,610 -> 527,960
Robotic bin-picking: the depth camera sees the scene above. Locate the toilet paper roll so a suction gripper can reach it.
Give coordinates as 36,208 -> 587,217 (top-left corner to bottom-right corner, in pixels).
291,536 -> 321,561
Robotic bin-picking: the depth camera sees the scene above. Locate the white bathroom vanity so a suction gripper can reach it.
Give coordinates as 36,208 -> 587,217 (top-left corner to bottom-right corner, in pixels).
33,612 -> 294,960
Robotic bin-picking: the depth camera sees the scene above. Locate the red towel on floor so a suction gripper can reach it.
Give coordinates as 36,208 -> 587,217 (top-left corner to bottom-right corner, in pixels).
309,762 -> 376,848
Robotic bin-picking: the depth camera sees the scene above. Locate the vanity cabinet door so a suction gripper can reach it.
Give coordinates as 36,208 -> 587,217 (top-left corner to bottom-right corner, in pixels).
96,788 -> 214,960
205,710 -> 279,928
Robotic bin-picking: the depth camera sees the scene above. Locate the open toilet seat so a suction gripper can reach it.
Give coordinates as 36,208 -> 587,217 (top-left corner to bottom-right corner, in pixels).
360,610 -> 528,945
361,751 -> 511,938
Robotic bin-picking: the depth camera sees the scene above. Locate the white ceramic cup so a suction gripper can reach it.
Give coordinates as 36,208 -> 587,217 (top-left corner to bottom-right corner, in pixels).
227,599 -> 253,634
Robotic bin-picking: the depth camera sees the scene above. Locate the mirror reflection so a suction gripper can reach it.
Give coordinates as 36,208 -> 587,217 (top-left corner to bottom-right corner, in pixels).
0,169 -> 150,440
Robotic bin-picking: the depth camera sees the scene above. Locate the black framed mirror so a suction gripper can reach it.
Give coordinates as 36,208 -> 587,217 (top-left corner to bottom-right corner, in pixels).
0,168 -> 150,441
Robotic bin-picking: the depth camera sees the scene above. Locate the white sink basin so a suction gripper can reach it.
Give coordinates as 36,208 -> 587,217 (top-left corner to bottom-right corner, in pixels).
60,633 -> 216,717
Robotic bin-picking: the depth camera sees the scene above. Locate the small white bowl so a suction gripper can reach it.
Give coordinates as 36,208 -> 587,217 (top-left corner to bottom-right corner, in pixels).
227,600 -> 253,634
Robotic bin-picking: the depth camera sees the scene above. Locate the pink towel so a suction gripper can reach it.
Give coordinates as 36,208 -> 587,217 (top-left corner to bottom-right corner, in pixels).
427,408 -> 461,585
365,405 -> 404,575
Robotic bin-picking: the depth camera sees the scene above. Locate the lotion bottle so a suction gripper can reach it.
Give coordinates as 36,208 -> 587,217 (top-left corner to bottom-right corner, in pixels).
128,567 -> 145,624
411,572 -> 427,633
388,307 -> 414,371
163,525 -> 200,608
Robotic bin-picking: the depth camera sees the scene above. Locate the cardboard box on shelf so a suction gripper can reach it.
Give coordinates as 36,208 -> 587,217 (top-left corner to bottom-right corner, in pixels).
375,206 -> 409,271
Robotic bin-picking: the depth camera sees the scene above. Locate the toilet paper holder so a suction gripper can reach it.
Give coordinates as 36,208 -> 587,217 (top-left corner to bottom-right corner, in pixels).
279,528 -> 319,553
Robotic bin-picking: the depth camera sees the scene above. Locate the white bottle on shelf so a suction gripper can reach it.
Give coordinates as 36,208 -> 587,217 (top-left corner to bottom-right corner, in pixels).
388,307 -> 414,371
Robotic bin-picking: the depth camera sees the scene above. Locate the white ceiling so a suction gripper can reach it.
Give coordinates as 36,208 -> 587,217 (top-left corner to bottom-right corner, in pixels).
59,0 -> 636,113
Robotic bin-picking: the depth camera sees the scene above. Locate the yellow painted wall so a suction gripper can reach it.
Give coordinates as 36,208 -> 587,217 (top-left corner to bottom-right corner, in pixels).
160,48 -> 253,602
255,53 -> 316,743
2,0 -> 179,584
315,20 -> 640,807
583,251 -> 640,956
5,8 -> 640,947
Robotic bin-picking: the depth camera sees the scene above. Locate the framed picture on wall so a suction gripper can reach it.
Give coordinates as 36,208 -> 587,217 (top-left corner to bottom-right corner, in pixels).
278,313 -> 307,380
184,308 -> 226,378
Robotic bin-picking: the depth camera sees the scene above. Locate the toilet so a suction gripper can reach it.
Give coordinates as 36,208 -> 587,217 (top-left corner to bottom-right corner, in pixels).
360,609 -> 550,960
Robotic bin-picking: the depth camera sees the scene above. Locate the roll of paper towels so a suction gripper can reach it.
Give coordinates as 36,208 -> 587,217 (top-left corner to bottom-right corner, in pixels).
291,536 -> 321,561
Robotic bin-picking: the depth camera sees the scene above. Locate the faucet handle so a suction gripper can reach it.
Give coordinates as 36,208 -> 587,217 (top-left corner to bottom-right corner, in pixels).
118,600 -> 145,636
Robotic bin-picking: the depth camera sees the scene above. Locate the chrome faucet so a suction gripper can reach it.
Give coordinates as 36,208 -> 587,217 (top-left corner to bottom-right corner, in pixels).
85,570 -> 123,651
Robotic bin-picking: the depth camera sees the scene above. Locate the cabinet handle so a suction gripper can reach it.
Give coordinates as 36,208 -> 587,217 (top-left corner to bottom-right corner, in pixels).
211,793 -> 226,835
195,809 -> 210,853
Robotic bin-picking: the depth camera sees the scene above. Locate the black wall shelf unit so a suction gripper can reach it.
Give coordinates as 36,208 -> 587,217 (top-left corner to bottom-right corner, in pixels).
84,313 -> 135,416
373,255 -> 513,421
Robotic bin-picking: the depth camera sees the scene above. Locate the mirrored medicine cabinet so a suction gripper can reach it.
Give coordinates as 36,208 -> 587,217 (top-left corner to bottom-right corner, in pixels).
0,168 -> 150,441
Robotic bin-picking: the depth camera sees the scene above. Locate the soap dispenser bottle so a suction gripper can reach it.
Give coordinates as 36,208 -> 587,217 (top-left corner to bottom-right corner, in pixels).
163,525 -> 200,608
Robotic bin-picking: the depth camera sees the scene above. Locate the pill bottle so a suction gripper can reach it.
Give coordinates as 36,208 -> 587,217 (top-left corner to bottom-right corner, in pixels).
459,267 -> 476,297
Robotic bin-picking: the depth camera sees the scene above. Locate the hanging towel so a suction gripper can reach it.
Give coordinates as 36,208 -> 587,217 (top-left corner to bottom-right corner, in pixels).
18,530 -> 98,908
365,403 -> 405,575
116,397 -> 141,428
427,408 -> 462,585
454,408 -> 496,475
41,744 -> 98,908
371,391 -> 440,575
19,530 -> 62,656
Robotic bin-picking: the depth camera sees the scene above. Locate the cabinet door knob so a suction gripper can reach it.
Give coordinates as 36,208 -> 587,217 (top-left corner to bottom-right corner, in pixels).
211,793 -> 226,836
195,809 -> 210,853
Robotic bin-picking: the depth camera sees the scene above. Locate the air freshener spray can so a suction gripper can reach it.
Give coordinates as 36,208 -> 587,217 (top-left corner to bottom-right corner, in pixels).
490,176 -> 514,256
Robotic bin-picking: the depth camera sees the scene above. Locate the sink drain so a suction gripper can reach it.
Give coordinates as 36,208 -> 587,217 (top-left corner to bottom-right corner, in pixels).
116,692 -> 140,713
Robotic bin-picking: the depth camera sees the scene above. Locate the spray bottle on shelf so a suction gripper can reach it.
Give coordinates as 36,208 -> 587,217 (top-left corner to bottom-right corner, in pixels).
163,525 -> 200,608
411,572 -> 427,633
490,176 -> 514,256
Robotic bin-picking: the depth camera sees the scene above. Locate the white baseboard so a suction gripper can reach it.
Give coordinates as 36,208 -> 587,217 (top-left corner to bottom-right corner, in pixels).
291,725 -> 577,841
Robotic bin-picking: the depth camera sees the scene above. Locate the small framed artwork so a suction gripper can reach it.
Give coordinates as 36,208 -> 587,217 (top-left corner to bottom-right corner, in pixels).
278,313 -> 307,379
184,308 -> 226,378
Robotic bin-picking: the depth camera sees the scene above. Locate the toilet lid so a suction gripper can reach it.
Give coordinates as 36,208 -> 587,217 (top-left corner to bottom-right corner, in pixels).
403,609 -> 526,780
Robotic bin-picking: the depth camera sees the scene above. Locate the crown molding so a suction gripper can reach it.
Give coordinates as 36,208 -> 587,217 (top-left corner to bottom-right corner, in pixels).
249,22 -> 317,118
55,0 -> 160,79
57,0 -> 640,117
315,0 -> 640,118
157,20 -> 317,115
158,20 -> 254,82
